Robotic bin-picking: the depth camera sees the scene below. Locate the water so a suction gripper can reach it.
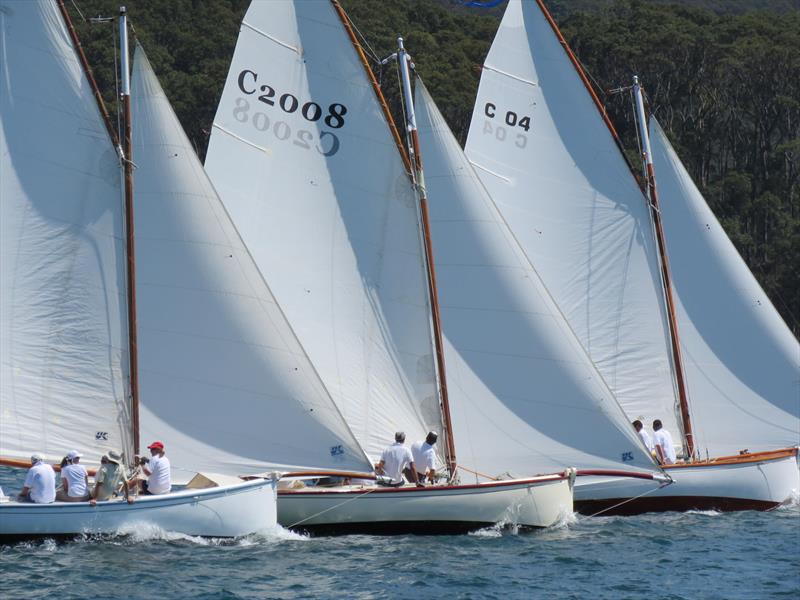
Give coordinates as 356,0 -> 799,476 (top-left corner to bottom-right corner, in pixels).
1,467 -> 798,599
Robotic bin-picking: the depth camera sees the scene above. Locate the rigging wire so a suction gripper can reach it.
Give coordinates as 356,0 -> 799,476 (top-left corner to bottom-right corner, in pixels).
578,478 -> 675,520
69,0 -> 86,22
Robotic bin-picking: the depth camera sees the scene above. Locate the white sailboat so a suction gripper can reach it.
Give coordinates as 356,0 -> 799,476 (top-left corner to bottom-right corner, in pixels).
464,0 -> 799,513
205,0 -> 574,533
412,73 -> 667,490
0,0 -> 373,540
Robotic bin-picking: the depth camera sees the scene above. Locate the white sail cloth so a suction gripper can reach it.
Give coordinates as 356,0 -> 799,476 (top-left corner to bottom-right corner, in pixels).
464,0 -> 682,439
0,0 -> 131,465
205,1 -> 443,462
649,119 -> 800,456
131,46 -> 372,476
415,80 -> 656,478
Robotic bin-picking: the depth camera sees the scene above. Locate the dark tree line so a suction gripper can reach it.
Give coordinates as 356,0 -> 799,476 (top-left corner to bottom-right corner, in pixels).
65,0 -> 799,333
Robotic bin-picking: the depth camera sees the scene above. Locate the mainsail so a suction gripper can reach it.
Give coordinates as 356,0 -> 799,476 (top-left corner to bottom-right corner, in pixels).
205,1 -> 443,461
0,0 -> 131,465
464,0 -> 682,439
415,80 -> 655,477
649,119 -> 800,456
131,46 -> 371,477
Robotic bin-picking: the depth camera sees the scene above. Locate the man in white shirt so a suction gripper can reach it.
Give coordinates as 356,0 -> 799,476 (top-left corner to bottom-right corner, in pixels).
375,432 -> 422,487
139,440 -> 171,495
632,420 -> 655,456
18,453 -> 56,504
411,432 -> 438,484
57,450 -> 90,501
652,419 -> 677,465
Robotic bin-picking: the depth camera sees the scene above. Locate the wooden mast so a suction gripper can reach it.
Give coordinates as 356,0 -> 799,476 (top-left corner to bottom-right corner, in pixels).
330,1 -> 457,479
395,38 -> 458,479
118,6 -> 140,457
632,77 -> 695,458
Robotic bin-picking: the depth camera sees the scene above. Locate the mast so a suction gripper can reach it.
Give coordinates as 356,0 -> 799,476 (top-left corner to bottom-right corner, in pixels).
119,6 -> 140,457
395,38 -> 457,479
632,76 -> 695,459
330,0 -> 457,478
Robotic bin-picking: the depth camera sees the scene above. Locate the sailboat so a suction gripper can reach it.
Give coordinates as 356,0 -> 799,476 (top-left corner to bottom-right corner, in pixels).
0,0 -> 373,540
204,0 -> 575,533
463,0 -> 799,513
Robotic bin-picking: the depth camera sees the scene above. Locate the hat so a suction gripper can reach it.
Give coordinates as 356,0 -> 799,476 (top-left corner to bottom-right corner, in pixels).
66,450 -> 82,461
147,441 -> 164,450
106,450 -> 123,464
31,453 -> 44,464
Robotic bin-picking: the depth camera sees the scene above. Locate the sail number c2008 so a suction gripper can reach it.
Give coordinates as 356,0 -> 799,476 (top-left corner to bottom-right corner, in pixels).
232,69 -> 349,157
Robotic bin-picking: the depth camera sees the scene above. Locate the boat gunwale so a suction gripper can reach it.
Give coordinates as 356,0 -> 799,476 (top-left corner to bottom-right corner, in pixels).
661,447 -> 798,470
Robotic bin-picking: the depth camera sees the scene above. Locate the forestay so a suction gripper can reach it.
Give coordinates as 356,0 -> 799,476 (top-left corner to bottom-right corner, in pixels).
415,80 -> 656,478
131,46 -> 372,477
205,1 -> 443,462
464,0 -> 682,439
649,119 -> 800,456
0,0 -> 131,466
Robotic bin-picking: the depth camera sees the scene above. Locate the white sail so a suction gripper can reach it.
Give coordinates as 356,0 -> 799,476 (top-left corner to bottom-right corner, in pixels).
415,80 -> 656,477
649,119 -> 800,456
464,0 -> 682,438
131,46 -> 372,477
0,0 -> 131,465
205,1 -> 442,462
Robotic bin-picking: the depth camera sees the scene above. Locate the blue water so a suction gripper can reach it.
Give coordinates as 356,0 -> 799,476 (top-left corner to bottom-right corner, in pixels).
1,467 -> 798,599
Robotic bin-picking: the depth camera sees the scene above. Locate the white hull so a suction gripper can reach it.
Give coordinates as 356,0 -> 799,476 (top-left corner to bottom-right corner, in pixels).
278,474 -> 572,534
0,479 -> 276,540
575,449 -> 799,515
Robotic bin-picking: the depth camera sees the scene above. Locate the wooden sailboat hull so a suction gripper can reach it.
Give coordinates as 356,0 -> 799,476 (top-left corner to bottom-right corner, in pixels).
0,479 -> 277,542
278,474 -> 572,535
574,448 -> 798,515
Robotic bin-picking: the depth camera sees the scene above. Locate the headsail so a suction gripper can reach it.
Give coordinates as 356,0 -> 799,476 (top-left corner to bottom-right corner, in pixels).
649,119 -> 800,455
415,80 -> 656,477
205,1 -> 443,461
0,0 -> 131,466
464,0 -> 682,439
131,45 -> 372,477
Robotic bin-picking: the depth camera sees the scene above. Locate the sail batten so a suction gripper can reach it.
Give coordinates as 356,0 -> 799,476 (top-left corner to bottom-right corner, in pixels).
131,45 -> 371,478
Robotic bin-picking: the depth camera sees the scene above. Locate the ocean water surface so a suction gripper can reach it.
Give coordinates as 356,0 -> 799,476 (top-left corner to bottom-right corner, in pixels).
1,467 -> 798,599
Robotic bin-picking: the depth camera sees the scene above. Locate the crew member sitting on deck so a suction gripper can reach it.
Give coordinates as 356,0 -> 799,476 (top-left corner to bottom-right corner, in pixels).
90,450 -> 133,505
652,419 -> 677,465
18,453 -> 56,504
137,441 -> 171,495
411,432 -> 438,484
56,450 -> 91,502
375,432 -> 422,487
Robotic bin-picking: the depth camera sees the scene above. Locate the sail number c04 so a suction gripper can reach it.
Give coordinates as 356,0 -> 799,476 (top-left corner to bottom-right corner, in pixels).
482,102 -> 531,149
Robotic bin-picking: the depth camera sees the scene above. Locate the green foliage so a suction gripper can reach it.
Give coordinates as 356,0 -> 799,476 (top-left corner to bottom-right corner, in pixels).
64,0 -> 798,332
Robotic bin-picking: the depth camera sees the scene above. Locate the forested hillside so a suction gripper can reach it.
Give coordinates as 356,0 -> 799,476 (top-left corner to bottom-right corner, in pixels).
65,0 -> 799,333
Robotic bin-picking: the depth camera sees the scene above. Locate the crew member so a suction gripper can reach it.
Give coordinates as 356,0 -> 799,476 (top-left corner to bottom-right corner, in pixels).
139,441 -> 171,495
57,450 -> 90,501
375,432 -> 422,487
652,419 -> 677,465
632,420 -> 655,456
18,453 -> 56,504
411,432 -> 438,484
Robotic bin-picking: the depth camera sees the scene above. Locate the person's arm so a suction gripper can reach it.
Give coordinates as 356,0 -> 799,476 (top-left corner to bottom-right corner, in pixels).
62,475 -> 69,495
122,478 -> 134,504
374,460 -> 385,475
655,442 -> 666,465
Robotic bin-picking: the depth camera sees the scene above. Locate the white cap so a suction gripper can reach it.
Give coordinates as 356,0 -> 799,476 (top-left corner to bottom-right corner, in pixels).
31,453 -> 44,464
66,450 -> 82,460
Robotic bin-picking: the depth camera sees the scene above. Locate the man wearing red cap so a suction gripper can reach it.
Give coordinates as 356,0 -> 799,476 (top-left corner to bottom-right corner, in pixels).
139,441 -> 171,495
